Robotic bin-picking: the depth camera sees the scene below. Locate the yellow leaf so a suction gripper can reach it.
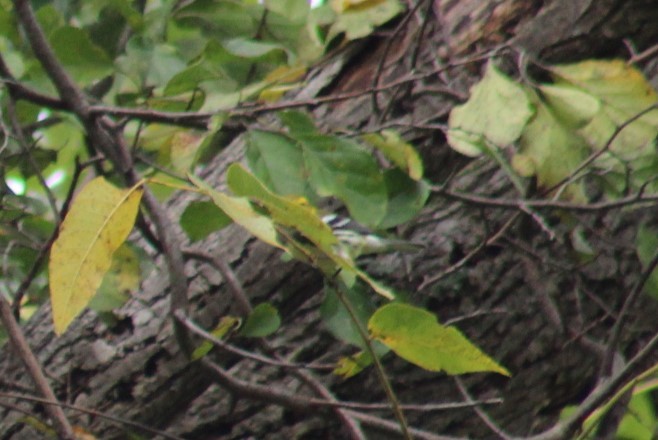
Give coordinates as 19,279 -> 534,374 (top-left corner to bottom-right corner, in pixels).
49,177 -> 143,334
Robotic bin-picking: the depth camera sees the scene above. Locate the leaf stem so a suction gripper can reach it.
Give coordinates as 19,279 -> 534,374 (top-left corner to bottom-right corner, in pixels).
331,280 -> 413,440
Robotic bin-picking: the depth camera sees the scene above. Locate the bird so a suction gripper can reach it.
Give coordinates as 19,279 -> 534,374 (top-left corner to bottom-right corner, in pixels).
322,214 -> 424,260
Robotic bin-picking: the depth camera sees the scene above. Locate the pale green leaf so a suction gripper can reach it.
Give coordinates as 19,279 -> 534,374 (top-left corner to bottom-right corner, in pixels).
538,84 -> 601,128
551,60 -> 658,160
227,163 -> 337,251
448,62 -> 534,156
49,177 -> 143,334
516,97 -> 589,199
368,303 -> 510,375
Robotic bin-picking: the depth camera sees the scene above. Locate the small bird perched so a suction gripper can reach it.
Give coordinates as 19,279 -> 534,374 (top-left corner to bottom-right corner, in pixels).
322,214 -> 424,260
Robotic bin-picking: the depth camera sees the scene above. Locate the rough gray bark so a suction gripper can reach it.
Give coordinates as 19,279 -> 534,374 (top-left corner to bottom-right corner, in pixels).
3,0 -> 658,438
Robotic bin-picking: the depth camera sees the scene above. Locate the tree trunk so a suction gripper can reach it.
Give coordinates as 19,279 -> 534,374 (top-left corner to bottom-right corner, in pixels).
3,0 -> 658,438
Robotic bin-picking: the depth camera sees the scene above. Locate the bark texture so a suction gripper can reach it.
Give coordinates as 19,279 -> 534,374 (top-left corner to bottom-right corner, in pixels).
3,0 -> 658,438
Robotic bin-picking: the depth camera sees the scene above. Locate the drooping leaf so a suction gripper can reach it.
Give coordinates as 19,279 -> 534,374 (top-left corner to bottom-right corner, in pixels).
239,303 -> 281,337
227,163 -> 337,251
368,303 -> 510,375
225,164 -> 395,299
180,200 -> 232,241
188,174 -> 284,251
49,177 -> 143,334
362,130 -> 424,180
447,62 -> 534,157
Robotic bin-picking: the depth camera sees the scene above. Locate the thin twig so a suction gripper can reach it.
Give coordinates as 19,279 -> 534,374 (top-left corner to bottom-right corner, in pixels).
331,281 -> 413,439
0,390 -> 185,440
0,296 -> 75,439
454,377 -> 512,440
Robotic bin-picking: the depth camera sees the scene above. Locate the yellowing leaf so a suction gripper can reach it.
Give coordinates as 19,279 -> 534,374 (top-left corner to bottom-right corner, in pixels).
362,130 -> 424,180
447,62 -> 534,157
334,351 -> 373,378
226,164 -> 395,299
188,174 -> 284,251
368,303 -> 510,376
49,177 -> 143,334
226,163 -> 337,251
551,60 -> 658,158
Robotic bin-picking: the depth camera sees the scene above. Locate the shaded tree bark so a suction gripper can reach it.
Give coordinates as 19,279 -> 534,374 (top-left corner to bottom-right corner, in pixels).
3,0 -> 658,438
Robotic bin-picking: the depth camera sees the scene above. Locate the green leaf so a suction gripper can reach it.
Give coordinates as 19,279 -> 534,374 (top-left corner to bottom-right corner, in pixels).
616,392 -> 656,440
246,130 -> 310,197
170,131 -> 204,173
239,303 -> 281,337
49,177 -> 143,334
368,303 -> 510,375
447,61 -> 534,157
50,26 -> 113,86
280,110 -> 319,135
362,130 -> 424,180
298,134 -> 387,226
117,36 -> 187,88
378,169 -> 429,229
180,200 -> 232,241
